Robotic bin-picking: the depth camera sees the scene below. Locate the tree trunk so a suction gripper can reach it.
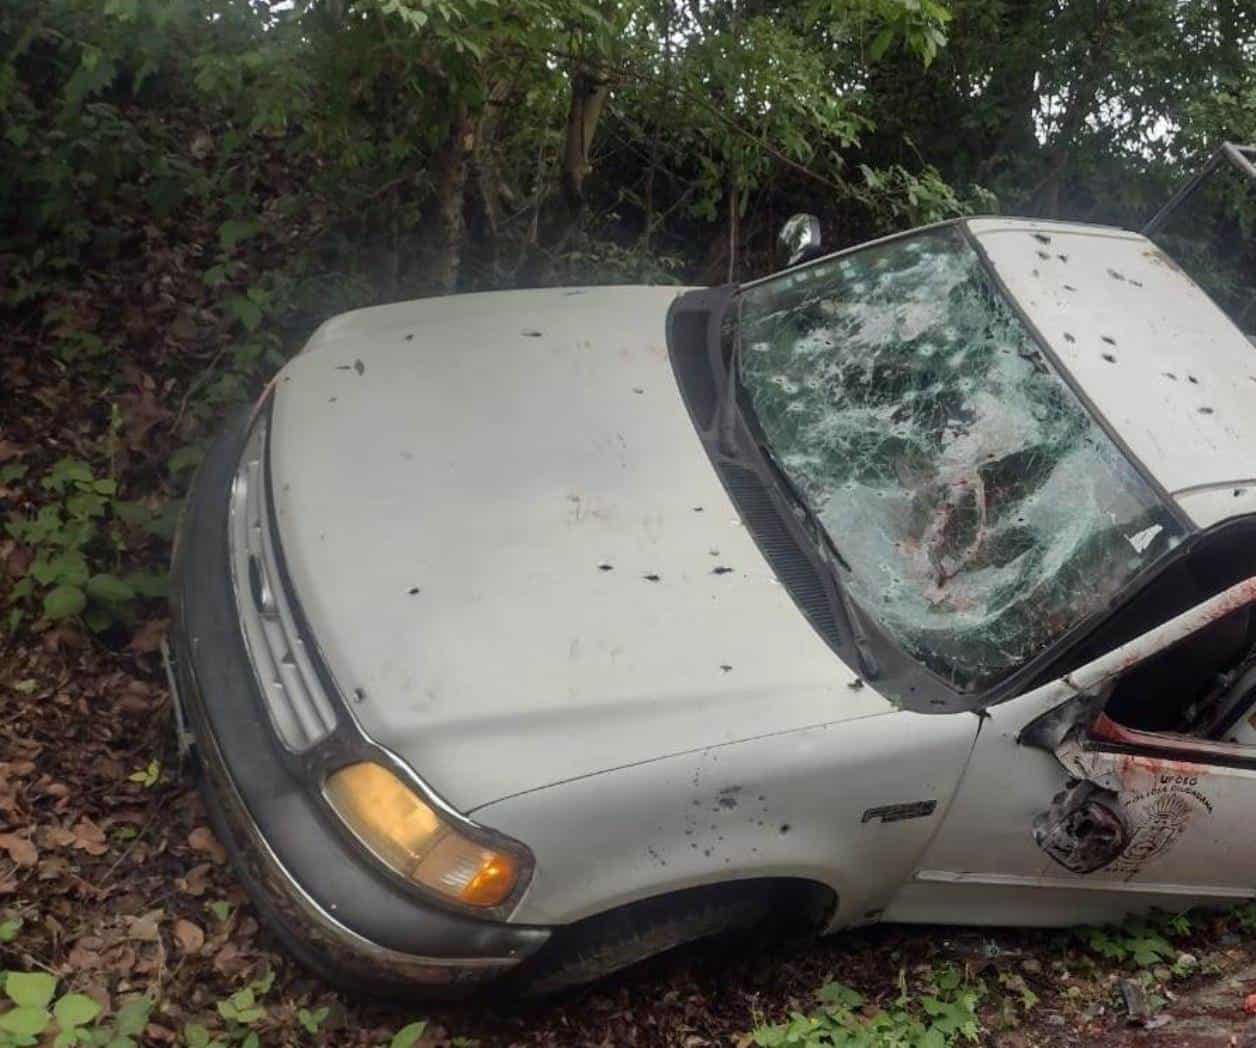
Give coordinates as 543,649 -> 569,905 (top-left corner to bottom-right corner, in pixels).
428,99 -> 476,294
1030,0 -> 1117,218
468,77 -> 514,284
517,69 -> 610,284
976,0 -> 1050,184
557,71 -> 611,239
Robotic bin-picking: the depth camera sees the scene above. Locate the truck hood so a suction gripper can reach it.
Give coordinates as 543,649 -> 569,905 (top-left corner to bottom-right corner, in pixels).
268,287 -> 891,811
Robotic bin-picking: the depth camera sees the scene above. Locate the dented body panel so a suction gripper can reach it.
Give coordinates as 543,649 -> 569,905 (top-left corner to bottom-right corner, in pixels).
476,707 -> 977,926
890,578 -> 1256,926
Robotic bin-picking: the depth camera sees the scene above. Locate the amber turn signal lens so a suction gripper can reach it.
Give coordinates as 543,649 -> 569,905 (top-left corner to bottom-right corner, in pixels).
324,762 -> 520,908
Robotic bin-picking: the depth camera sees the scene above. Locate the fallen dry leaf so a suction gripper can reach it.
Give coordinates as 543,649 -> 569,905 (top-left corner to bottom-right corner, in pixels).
1243,992 -> 1256,1015
177,862 -> 213,896
72,818 -> 109,856
68,937 -> 104,971
188,826 -> 226,865
172,918 -> 204,954
45,825 -> 78,848
128,909 -> 164,942
129,617 -> 169,655
0,832 -> 38,866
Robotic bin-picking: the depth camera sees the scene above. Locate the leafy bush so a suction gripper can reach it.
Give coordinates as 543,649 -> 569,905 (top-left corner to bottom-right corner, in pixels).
749,967 -> 983,1047
4,456 -> 169,633
0,972 -> 149,1048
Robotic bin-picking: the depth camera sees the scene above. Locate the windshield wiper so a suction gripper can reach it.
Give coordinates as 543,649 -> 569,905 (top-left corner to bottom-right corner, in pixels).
720,315 -> 880,680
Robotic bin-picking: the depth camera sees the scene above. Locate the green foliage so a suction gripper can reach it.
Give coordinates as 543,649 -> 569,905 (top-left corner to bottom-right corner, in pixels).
1076,919 -> 1176,968
390,1021 -> 429,1048
206,901 -> 233,924
127,760 -> 161,788
4,457 -> 169,634
748,967 -> 983,1047
296,1006 -> 329,1035
0,973 -> 145,1048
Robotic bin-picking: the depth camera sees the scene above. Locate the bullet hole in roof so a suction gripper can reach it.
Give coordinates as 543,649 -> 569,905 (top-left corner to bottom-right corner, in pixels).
779,824 -> 791,835
1107,268 -> 1126,282
709,548 -> 720,556
1101,335 -> 1116,345
407,586 -> 420,595
632,387 -> 644,394
1063,284 -> 1078,292
328,396 -> 337,403
712,565 -> 733,575
1235,489 -> 1246,498
354,359 -> 365,375
1199,406 -> 1215,415
1102,353 -> 1117,364
1036,250 -> 1050,261
1032,269 -> 1040,278
1130,279 -> 1144,287
1164,372 -> 1178,381
1189,375 -> 1200,384
353,688 -> 366,703
643,573 -> 661,582
404,333 -> 415,341
598,563 -> 614,572
521,329 -> 543,338
1057,253 -> 1069,262
848,678 -> 865,690
720,664 -> 733,672
693,506 -> 704,512
335,364 -> 352,371
1033,233 -> 1052,244
1063,333 -> 1076,343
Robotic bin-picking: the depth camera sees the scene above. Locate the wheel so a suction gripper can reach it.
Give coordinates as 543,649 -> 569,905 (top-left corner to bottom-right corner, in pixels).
504,879 -> 833,998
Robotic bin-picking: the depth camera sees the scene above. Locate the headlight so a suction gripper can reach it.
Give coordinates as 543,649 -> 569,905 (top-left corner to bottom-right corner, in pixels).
324,762 -> 520,908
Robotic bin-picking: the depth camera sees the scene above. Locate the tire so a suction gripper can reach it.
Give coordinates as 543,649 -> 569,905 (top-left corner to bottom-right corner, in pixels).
504,879 -> 832,998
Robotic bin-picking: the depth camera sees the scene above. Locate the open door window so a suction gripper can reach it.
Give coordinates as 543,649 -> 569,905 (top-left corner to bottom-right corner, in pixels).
1145,143 -> 1256,338
1024,578 -> 1256,882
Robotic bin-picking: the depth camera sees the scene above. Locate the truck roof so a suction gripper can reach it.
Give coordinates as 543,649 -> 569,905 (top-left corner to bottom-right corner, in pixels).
969,217 -> 1256,531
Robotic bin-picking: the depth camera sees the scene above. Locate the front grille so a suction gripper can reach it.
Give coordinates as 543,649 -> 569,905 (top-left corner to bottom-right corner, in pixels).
228,417 -> 338,751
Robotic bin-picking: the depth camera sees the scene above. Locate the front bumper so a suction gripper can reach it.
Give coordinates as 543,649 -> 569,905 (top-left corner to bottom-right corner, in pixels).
167,405 -> 550,996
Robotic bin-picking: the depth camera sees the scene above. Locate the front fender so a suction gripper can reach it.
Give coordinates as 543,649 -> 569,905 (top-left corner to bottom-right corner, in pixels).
474,709 -> 978,929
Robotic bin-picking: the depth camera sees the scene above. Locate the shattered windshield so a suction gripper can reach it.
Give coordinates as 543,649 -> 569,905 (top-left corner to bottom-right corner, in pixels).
735,225 -> 1186,695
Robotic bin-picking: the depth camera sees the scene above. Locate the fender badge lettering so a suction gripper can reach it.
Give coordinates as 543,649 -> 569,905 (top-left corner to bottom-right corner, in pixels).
861,801 -> 938,824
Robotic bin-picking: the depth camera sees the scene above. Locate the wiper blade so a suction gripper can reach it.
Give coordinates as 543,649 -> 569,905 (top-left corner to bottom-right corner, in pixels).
723,324 -> 879,680
750,435 -> 880,680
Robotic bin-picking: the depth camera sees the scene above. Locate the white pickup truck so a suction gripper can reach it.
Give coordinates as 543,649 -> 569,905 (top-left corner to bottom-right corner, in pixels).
167,144 -> 1256,997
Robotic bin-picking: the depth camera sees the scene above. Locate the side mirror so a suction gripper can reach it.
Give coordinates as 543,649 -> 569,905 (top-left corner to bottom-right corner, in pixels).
778,213 -> 822,268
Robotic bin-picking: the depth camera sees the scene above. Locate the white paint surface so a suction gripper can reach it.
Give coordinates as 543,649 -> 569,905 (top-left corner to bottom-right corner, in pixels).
970,219 -> 1256,529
